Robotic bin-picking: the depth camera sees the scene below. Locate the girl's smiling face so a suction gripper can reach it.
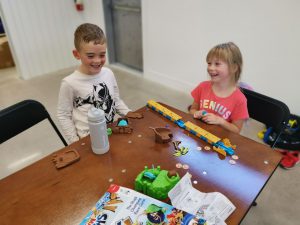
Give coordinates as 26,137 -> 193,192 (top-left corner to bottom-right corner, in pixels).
207,57 -> 233,84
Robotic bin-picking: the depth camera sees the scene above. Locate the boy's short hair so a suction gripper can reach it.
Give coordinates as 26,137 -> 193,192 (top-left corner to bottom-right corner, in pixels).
74,23 -> 106,50
206,42 -> 243,82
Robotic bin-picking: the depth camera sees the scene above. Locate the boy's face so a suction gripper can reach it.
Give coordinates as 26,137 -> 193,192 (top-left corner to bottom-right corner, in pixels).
73,41 -> 107,75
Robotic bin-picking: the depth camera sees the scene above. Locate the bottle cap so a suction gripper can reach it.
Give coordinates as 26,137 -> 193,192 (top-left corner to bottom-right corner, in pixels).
88,107 -> 105,122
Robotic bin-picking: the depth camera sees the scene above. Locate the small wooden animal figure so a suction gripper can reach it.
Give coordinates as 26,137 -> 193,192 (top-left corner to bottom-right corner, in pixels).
52,149 -> 80,169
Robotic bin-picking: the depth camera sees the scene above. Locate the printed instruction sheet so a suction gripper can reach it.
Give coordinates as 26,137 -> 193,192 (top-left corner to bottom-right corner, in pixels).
168,173 -> 236,225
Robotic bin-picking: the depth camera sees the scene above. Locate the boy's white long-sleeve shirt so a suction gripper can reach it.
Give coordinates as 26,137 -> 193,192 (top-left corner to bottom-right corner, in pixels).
57,67 -> 131,143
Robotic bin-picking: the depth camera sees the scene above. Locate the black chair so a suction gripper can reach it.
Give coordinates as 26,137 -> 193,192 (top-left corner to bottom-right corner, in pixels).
241,88 -> 290,148
0,99 -> 68,146
240,88 -> 291,207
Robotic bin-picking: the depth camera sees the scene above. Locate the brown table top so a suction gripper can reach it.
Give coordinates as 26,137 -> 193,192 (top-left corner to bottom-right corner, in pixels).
0,103 -> 282,225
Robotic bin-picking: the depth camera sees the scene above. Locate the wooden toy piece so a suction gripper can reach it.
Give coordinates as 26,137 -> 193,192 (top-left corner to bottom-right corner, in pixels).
150,127 -> 173,143
126,111 -> 144,119
52,149 -> 80,169
112,117 -> 133,134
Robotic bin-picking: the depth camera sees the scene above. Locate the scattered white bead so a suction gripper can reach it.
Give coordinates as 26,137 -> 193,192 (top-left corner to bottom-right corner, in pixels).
204,146 -> 211,151
229,159 -> 236,165
176,163 -> 183,168
197,146 -> 202,151
182,164 -> 189,170
232,155 -> 239,160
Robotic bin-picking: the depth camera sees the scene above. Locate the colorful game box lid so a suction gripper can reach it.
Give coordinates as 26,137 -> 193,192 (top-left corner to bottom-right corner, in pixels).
80,184 -> 206,225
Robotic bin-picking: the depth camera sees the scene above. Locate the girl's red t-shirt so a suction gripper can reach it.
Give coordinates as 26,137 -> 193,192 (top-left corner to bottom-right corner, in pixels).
191,81 -> 249,122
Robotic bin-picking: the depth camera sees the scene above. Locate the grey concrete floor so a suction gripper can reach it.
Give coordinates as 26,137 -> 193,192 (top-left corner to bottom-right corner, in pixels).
0,66 -> 299,225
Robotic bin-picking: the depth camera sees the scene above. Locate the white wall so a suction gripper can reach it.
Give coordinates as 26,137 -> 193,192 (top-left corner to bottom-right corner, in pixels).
0,0 -> 104,80
1,0 -> 299,114
142,0 -> 300,115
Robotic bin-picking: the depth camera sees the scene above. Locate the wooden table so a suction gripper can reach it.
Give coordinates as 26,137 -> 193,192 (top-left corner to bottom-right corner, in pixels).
0,103 -> 282,225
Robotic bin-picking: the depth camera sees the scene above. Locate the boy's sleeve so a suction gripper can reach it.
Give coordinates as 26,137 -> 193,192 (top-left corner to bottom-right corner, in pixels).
111,74 -> 131,116
57,80 -> 79,143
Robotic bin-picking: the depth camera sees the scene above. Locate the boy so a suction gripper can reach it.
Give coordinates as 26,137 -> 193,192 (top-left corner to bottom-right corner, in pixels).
57,23 -> 140,143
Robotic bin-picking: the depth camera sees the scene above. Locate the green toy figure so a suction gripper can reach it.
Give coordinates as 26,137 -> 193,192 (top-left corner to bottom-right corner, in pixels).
135,166 -> 180,200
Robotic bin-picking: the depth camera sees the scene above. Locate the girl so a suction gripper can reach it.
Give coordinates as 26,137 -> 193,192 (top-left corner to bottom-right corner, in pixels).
189,42 -> 249,133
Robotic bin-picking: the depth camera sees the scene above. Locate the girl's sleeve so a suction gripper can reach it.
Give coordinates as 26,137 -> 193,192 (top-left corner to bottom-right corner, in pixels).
57,80 -> 79,143
231,95 -> 249,121
112,75 -> 131,116
191,83 -> 202,103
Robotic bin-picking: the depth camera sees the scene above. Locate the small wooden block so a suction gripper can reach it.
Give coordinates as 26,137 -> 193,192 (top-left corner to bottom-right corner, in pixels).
150,127 -> 173,143
112,117 -> 133,134
126,111 -> 143,119
52,149 -> 80,169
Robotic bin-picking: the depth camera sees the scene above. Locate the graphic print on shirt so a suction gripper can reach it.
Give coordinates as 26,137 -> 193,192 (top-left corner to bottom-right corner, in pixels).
200,99 -> 232,120
74,83 -> 116,122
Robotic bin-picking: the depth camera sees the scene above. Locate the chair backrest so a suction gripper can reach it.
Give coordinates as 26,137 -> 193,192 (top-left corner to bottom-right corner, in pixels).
0,99 -> 68,146
241,88 -> 290,147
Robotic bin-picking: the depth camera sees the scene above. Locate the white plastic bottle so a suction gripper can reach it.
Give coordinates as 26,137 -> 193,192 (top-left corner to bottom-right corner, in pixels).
87,107 -> 109,154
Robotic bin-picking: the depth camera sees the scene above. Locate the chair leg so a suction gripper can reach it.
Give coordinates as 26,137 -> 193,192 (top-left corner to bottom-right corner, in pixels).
271,131 -> 283,148
47,117 -> 68,146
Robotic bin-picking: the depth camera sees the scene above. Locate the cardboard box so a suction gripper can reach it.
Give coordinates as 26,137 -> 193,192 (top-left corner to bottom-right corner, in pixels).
0,36 -> 15,69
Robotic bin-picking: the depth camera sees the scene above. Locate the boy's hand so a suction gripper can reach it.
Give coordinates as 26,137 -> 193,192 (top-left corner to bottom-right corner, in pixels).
126,111 -> 143,119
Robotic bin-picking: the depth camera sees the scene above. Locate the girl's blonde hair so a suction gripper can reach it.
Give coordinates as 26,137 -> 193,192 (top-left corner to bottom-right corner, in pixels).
206,42 -> 243,82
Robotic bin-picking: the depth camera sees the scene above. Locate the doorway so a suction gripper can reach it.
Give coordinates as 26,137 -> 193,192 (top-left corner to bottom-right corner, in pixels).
103,0 -> 143,71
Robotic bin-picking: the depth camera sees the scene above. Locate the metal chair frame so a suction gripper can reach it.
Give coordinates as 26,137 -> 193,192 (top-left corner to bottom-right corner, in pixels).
241,88 -> 290,148
0,99 -> 68,146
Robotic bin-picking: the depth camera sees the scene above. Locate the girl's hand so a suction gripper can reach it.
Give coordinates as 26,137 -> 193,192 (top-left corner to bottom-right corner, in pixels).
202,113 -> 224,125
193,110 -> 207,119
